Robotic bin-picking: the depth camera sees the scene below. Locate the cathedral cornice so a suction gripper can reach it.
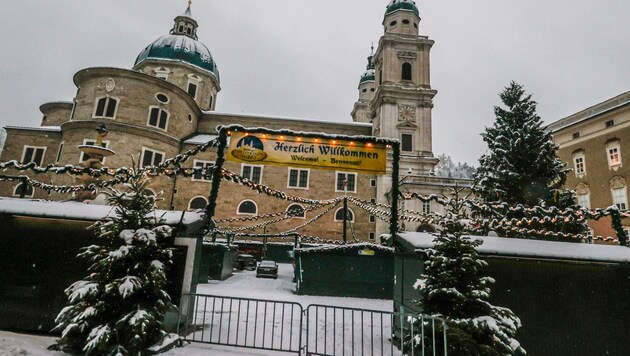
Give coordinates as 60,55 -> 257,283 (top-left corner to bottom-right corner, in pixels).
60,120 -> 181,147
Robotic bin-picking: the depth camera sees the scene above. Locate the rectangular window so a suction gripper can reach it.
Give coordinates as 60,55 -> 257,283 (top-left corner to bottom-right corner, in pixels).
369,232 -> 376,241
577,193 -> 590,209
370,179 -> 377,187
147,107 -> 169,130
187,82 -> 198,99
80,139 -> 109,163
612,187 -> 628,210
608,146 -> 621,167
21,146 -> 46,165
192,160 -> 214,181
369,215 -> 376,223
336,172 -> 357,193
242,164 -> 263,184
572,132 -> 580,139
55,142 -> 64,164
401,134 -> 413,152
288,168 -> 309,189
422,201 -> 431,214
141,148 -> 164,167
606,120 -> 614,127
574,156 -> 585,175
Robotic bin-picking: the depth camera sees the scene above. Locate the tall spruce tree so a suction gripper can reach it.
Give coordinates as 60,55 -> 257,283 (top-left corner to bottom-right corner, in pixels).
474,81 -> 568,207
473,82 -> 587,241
407,187 -> 526,355
50,174 -> 176,355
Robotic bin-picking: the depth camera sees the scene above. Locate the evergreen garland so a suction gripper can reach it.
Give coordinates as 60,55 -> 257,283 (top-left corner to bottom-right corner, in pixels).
49,173 -> 177,355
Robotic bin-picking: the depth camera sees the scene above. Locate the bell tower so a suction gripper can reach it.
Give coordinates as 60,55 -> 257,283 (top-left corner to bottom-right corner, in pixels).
371,0 -> 438,175
351,48 -> 376,124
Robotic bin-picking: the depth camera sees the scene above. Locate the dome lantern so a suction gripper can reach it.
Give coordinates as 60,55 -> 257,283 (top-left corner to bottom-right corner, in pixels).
171,3 -> 199,40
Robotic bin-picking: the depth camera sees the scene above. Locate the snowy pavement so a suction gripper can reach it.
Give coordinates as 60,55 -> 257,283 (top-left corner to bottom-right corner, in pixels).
197,263 -> 392,311
0,263 -> 393,355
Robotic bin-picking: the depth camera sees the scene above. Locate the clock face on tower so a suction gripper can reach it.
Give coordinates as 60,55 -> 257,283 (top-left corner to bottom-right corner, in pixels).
398,105 -> 416,121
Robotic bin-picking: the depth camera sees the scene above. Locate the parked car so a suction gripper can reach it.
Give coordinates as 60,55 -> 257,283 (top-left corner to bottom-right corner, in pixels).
234,254 -> 257,271
256,260 -> 278,279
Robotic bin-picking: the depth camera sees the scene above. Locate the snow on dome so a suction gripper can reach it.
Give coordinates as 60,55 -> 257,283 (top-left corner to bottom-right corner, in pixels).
385,0 -> 419,17
360,68 -> 375,85
135,34 -> 220,83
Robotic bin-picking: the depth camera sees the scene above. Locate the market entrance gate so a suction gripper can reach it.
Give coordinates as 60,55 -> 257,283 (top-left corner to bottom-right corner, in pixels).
178,293 -> 448,355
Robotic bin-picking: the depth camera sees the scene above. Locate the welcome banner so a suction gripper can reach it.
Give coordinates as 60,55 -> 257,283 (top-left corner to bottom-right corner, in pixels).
226,132 -> 387,174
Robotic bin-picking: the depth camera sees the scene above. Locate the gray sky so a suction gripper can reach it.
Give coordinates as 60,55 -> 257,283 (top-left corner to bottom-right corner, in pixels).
0,0 -> 628,165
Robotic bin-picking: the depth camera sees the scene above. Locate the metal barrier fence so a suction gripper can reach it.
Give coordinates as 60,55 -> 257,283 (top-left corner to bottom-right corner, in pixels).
178,293 -> 303,353
305,304 -> 448,356
178,294 -> 447,355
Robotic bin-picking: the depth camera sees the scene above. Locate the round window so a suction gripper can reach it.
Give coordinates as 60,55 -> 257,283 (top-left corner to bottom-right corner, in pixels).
188,114 -> 193,123
156,93 -> 169,104
402,19 -> 410,25
390,21 -> 397,27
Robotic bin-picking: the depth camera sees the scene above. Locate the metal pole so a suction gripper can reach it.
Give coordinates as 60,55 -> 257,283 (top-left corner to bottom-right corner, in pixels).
390,142 -> 401,241
343,178 -> 348,244
19,177 -> 27,198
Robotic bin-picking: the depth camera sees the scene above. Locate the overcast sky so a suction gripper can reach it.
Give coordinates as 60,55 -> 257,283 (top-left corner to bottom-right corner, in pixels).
0,0 -> 628,164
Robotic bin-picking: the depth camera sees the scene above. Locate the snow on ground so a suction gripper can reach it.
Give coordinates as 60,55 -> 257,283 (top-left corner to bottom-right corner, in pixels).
0,331 -> 62,356
182,263 -> 397,355
197,263 -> 392,311
0,264 -> 394,355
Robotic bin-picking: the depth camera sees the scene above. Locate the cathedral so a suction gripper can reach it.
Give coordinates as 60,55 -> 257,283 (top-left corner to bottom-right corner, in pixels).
0,1 -> 470,240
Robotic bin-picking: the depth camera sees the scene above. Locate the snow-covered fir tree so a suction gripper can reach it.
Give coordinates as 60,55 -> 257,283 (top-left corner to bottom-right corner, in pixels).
435,153 -> 476,179
407,187 -> 526,355
50,174 -> 176,355
474,81 -> 568,206
473,82 -> 586,241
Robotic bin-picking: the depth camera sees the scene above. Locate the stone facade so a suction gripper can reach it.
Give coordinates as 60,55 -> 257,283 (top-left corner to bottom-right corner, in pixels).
0,2 -> 472,241
548,91 -> 630,238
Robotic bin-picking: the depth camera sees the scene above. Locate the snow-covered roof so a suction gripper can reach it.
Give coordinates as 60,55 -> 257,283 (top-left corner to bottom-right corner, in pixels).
295,242 -> 394,254
396,232 -> 630,264
203,110 -> 373,128
0,198 -> 207,233
4,126 -> 62,132
547,91 -> 630,133
183,134 -> 220,145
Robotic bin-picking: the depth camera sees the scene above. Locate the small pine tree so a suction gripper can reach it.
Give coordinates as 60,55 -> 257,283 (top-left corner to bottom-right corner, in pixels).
473,81 -> 586,241
50,174 -> 176,355
408,187 -> 526,355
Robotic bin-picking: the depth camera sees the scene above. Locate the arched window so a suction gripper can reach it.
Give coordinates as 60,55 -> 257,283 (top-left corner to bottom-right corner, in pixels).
402,63 -> 412,81
610,176 -> 628,210
286,204 -> 305,219
13,183 -> 33,198
147,106 -> 169,130
237,200 -> 257,215
93,97 -> 119,119
334,207 -> 355,222
189,196 -> 208,210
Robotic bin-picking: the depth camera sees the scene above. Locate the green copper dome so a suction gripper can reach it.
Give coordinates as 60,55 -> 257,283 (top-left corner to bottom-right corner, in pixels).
134,35 -> 220,83
385,0 -> 419,17
134,5 -> 220,84
359,55 -> 375,85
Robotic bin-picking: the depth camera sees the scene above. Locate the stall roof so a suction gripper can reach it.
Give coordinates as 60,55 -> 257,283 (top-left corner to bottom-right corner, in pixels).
0,198 -> 208,235
396,232 -> 630,264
